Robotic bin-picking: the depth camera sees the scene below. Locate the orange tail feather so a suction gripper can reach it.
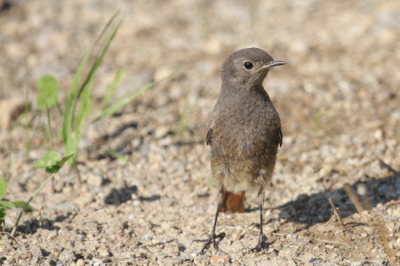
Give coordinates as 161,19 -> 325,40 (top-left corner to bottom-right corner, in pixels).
220,187 -> 245,213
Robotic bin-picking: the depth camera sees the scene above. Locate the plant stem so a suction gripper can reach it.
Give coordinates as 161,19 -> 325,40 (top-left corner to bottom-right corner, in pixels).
45,103 -> 54,151
11,172 -> 56,237
24,84 -> 31,162
74,163 -> 82,184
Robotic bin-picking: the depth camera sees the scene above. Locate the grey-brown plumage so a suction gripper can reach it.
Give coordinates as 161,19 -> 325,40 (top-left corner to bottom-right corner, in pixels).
201,47 -> 285,253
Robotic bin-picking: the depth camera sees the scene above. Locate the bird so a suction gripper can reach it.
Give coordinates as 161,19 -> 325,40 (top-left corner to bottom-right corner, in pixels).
201,47 -> 285,253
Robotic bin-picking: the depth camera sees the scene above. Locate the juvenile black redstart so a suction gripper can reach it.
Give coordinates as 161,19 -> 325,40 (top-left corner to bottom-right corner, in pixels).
201,47 -> 285,252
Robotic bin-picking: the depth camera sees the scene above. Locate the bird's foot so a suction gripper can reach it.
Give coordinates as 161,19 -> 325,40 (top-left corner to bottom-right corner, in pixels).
250,235 -> 268,252
195,232 -> 226,254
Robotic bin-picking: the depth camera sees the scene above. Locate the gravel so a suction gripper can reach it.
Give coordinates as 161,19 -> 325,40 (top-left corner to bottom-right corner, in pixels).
0,0 -> 399,265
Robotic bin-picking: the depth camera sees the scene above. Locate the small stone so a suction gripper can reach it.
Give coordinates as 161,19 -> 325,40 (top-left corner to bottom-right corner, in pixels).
73,193 -> 94,207
154,66 -> 175,81
0,97 -> 27,128
363,226 -> 374,233
310,258 -> 322,264
87,173 -> 104,186
373,129 -> 383,140
97,247 -> 109,257
163,257 -> 182,264
76,259 -> 85,266
161,222 -> 171,231
154,126 -> 170,138
390,109 -> 400,120
131,137 -> 142,149
297,193 -> 309,202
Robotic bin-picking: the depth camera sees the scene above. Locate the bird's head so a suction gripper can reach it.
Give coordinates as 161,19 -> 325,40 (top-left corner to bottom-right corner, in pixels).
221,47 -> 285,91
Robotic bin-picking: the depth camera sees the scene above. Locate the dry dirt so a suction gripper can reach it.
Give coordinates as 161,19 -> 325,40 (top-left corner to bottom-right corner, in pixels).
0,0 -> 400,265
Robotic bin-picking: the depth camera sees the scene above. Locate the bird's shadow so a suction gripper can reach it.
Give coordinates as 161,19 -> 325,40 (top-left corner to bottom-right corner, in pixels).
245,164 -> 399,228
104,185 -> 161,206
272,172 -> 399,226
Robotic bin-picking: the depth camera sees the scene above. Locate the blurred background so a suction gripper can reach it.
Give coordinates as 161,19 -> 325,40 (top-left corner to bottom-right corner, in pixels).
0,0 -> 399,264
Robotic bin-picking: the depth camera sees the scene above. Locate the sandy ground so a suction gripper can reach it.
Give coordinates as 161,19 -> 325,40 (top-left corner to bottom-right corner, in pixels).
0,0 -> 400,265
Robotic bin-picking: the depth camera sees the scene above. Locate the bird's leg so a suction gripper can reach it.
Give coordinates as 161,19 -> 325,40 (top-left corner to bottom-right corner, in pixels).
198,188 -> 226,254
252,186 -> 267,251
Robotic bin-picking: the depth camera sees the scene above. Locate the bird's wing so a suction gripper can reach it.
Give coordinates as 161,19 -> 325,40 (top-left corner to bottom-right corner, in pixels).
206,126 -> 213,146
206,102 -> 220,146
278,126 -> 283,147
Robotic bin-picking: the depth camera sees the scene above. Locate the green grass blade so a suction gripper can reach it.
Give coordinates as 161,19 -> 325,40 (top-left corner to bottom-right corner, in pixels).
73,75 -> 94,157
77,18 -> 123,100
62,52 -> 91,150
0,176 -> 6,199
102,68 -> 125,110
24,84 -> 31,162
92,10 -> 120,49
92,70 -> 180,123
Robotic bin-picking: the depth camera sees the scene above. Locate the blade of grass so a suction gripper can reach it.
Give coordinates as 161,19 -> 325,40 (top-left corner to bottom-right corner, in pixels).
45,103 -> 54,151
92,69 -> 180,123
76,18 -> 123,100
24,84 -> 31,162
72,75 -> 94,159
102,68 -> 125,110
61,12 -> 117,153
62,52 -> 91,154
63,15 -> 122,159
5,146 -> 13,181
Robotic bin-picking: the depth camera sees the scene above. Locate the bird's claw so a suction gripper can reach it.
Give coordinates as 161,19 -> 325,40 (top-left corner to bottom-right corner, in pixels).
197,232 -> 226,254
250,236 -> 268,252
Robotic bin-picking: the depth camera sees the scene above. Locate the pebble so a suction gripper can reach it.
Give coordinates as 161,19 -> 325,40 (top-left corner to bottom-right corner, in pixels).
0,97 -> 27,128
73,193 -> 94,207
97,247 -> 109,257
87,172 -> 104,186
310,258 -> 323,264
1,1 -> 400,266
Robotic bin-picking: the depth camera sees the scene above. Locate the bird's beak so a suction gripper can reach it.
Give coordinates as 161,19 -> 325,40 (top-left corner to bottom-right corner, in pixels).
257,60 -> 286,72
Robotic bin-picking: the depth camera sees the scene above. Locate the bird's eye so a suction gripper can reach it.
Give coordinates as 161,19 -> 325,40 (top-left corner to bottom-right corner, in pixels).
243,62 -> 253,70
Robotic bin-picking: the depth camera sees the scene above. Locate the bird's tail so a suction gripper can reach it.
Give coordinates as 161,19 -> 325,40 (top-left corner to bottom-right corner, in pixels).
220,187 -> 245,213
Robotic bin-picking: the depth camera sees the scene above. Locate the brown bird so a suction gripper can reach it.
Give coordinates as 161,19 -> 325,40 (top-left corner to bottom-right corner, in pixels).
201,47 -> 285,252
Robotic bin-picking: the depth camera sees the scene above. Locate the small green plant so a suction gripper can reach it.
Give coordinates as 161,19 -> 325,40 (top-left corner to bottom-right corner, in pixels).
36,12 -> 178,174
10,151 -> 73,236
0,176 -> 35,232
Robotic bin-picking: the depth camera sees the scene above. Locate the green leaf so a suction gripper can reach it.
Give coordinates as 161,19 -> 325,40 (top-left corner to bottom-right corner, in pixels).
32,152 -> 74,173
13,201 -> 35,211
32,151 -> 60,169
0,176 -> 6,199
37,76 -> 60,110
0,209 -> 5,221
0,201 -> 14,210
